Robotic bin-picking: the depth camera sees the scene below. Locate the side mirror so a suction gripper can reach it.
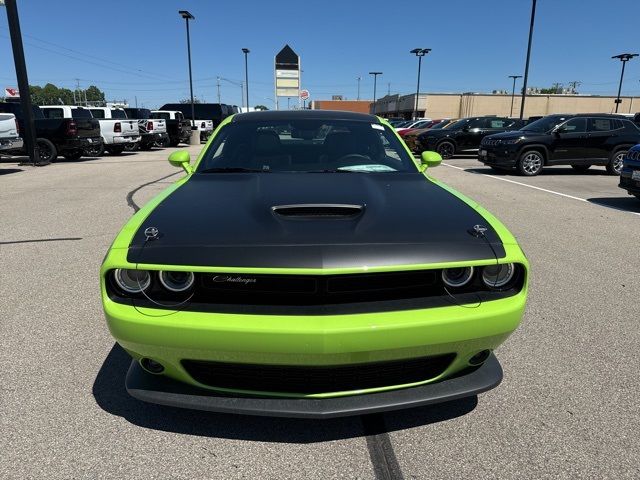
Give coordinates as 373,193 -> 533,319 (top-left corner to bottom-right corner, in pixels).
420,151 -> 442,172
168,150 -> 192,173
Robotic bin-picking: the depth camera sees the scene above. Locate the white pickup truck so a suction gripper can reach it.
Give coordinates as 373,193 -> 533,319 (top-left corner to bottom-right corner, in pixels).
0,113 -> 23,154
123,108 -> 169,150
88,107 -> 141,155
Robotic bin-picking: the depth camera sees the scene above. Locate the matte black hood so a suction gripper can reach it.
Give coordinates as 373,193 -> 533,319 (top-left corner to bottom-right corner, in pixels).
128,173 -> 505,268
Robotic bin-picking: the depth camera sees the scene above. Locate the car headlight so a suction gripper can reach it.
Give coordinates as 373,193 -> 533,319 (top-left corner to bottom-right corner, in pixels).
114,268 -> 151,293
482,263 -> 515,288
442,267 -> 474,287
159,271 -> 195,292
503,138 -> 523,145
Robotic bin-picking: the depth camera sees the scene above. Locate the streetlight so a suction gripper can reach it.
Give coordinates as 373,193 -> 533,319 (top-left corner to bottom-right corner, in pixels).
369,72 -> 382,114
519,0 -> 537,120
356,76 -> 361,101
612,53 -> 638,113
178,10 -> 195,129
410,48 -> 431,120
508,75 -> 522,117
242,48 -> 250,111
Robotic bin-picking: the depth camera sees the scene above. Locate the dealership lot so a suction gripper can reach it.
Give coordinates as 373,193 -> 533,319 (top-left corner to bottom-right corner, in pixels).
1,148 -> 639,479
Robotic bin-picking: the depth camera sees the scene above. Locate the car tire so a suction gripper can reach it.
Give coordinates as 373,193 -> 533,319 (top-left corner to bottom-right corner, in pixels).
155,136 -> 171,148
606,149 -> 626,175
84,143 -> 104,157
436,141 -> 456,159
170,139 -> 180,147
36,138 -> 57,163
571,165 -> 591,173
517,150 -> 544,176
124,142 -> 139,152
62,150 -> 83,161
108,146 -> 125,155
139,143 -> 153,151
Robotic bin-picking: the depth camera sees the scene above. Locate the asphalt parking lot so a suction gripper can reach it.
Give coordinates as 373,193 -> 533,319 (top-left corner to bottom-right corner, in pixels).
1,147 -> 639,479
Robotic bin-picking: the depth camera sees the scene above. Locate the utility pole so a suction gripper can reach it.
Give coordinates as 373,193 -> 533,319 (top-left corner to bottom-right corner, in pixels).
387,82 -> 391,96
356,76 -> 361,101
216,77 -> 221,104
567,81 -> 581,94
519,0 -> 537,120
4,0 -> 42,165
508,75 -> 522,117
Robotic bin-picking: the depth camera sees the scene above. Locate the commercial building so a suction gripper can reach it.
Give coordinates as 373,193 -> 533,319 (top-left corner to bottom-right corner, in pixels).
309,99 -> 372,114
370,92 -> 640,119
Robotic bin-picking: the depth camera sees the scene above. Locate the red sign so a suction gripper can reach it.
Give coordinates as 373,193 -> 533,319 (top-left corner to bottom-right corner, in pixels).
300,89 -> 310,101
5,87 -> 19,98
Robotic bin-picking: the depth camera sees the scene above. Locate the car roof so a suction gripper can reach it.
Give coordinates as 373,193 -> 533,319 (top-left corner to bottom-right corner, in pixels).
232,110 -> 380,123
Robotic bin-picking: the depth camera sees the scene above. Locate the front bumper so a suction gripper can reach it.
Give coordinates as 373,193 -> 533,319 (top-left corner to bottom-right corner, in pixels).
0,137 -> 23,152
125,352 -> 503,418
478,145 -> 518,166
619,162 -> 640,196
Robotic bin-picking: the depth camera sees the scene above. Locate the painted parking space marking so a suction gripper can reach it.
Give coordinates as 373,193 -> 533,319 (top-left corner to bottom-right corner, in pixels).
442,163 -> 640,217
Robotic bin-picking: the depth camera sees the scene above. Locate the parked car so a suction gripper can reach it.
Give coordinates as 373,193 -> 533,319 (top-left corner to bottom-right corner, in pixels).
619,144 -> 640,200
478,114 -> 640,176
123,108 -> 169,150
0,113 -> 23,153
402,119 -> 453,152
88,107 -> 141,155
151,110 -> 191,147
100,110 -> 528,418
159,103 -> 229,141
40,106 -> 104,157
399,119 -> 447,137
0,102 -> 100,161
415,116 -> 524,158
396,119 -> 433,135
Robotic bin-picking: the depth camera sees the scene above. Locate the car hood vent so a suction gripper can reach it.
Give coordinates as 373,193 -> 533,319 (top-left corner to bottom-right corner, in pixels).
271,204 -> 364,218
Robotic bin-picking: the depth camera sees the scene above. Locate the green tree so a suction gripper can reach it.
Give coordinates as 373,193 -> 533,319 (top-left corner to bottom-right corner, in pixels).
254,105 -> 268,111
85,85 -> 105,102
179,98 -> 202,104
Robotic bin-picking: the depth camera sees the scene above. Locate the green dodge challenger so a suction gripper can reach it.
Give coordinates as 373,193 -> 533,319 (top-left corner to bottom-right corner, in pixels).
101,110 -> 528,418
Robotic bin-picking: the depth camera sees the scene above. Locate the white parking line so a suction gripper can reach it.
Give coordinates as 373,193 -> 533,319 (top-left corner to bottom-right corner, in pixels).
442,162 -> 640,216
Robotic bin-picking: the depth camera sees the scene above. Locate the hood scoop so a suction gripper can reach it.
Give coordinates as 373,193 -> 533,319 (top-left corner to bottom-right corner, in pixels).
271,204 -> 364,218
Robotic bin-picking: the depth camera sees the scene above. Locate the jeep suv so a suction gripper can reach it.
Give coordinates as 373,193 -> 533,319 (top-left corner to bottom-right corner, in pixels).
414,116 -> 523,158
478,114 -> 640,176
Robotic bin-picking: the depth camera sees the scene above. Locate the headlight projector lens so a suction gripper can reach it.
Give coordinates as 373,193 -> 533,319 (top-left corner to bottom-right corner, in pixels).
442,267 -> 474,287
482,263 -> 515,288
114,269 -> 151,293
159,271 -> 195,292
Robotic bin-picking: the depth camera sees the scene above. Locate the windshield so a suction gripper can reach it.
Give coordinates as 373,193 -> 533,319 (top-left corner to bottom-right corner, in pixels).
111,109 -> 127,119
71,108 -> 92,119
521,116 -> 567,133
430,120 -> 449,130
197,119 -> 419,174
443,119 -> 469,130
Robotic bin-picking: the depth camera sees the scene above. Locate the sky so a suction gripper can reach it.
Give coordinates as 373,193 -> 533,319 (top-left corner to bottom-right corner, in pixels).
1,0 -> 640,109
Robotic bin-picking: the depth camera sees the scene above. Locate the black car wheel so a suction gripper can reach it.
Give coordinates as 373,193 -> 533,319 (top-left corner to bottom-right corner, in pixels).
155,136 -> 171,148
571,165 -> 591,173
517,150 -> 544,176
36,138 -> 57,163
436,141 -> 455,159
124,142 -> 139,152
62,150 -> 83,161
84,143 -> 105,157
606,150 -> 626,175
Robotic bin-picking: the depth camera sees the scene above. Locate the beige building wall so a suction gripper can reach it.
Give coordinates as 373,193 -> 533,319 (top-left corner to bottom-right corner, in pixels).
376,93 -> 640,119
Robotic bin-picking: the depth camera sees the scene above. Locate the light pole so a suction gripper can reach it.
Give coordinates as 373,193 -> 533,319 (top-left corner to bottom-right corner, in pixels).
410,48 -> 431,120
179,10 -> 196,128
242,48 -> 250,111
216,76 -> 221,104
357,76 -> 361,100
612,53 -> 638,113
508,75 -> 522,117
3,0 -> 42,165
369,71 -> 382,114
519,0 -> 536,120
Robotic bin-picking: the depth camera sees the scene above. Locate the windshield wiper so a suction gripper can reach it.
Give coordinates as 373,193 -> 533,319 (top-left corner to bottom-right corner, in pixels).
306,169 -> 354,173
199,167 -> 269,173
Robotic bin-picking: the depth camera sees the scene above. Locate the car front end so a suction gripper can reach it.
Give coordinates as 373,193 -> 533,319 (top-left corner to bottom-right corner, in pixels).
100,111 -> 529,418
619,144 -> 640,199
478,133 -> 525,167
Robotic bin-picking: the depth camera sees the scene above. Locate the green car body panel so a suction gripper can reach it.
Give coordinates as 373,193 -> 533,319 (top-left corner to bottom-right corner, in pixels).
101,111 -> 528,412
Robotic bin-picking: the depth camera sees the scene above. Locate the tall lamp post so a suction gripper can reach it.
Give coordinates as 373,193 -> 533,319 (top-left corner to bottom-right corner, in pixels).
612,53 -> 638,113
3,0 -> 43,165
369,71 -> 382,114
508,75 -> 522,117
519,0 -> 537,120
357,76 -> 361,101
178,10 -> 196,129
242,48 -> 250,111
410,48 -> 431,120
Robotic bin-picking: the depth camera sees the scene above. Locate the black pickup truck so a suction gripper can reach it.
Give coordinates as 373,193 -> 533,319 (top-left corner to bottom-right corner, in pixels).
150,110 -> 191,147
0,102 -> 101,161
